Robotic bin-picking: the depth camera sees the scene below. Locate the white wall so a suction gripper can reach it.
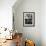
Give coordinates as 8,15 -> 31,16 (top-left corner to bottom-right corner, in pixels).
0,0 -> 16,30
41,0 -> 46,46
13,0 -> 41,46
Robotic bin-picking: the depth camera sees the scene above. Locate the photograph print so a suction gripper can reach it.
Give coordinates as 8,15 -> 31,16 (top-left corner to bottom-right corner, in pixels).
23,12 -> 35,27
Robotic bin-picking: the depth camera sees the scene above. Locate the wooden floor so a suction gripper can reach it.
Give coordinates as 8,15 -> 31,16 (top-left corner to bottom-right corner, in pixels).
0,39 -> 16,46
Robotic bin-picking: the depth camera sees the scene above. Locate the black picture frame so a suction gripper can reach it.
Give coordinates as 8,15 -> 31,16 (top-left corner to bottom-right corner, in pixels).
23,12 -> 35,27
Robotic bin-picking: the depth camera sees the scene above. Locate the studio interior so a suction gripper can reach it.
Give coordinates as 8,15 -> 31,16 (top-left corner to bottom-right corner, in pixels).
0,0 -> 46,46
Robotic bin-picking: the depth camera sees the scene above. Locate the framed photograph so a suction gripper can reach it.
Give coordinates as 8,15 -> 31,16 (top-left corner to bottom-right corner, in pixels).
23,12 -> 35,27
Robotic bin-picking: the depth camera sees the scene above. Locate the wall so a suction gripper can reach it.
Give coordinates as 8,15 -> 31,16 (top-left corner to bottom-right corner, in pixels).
13,0 -> 41,46
0,0 -> 16,30
41,0 -> 46,46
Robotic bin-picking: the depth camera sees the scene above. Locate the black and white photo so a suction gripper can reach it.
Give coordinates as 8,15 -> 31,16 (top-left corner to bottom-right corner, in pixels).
23,12 -> 35,27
